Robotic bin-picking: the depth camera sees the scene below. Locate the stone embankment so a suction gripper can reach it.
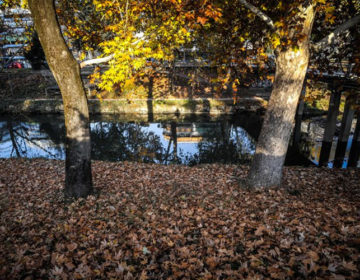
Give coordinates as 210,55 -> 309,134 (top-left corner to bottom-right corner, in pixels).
1,69 -> 270,115
0,97 -> 269,115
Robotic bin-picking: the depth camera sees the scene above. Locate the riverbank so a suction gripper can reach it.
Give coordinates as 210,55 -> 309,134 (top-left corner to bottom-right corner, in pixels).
0,97 -> 268,115
2,69 -> 334,116
0,71 -> 269,115
0,159 -> 359,279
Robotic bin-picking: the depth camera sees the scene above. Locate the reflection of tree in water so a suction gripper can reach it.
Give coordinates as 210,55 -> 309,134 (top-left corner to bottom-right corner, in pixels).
183,122 -> 255,166
39,122 -> 65,146
91,122 -> 166,163
163,122 -> 182,164
0,118 -> 257,165
0,120 -> 64,158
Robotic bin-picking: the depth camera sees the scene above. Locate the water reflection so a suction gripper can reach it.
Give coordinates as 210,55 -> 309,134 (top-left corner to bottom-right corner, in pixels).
91,122 -> 165,163
0,120 -> 65,159
0,116 -> 256,165
179,122 -> 255,165
3,115 -> 355,167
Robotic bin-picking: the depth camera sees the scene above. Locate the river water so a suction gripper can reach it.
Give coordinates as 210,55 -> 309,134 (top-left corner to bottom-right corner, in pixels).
0,114 -> 358,167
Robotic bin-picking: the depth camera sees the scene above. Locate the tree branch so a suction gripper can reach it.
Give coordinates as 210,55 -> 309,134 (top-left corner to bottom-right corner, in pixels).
80,54 -> 115,68
238,0 -> 276,31
78,36 -> 147,68
314,14 -> 360,50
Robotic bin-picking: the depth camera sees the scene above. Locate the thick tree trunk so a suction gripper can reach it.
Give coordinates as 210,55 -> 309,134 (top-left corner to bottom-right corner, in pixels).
247,5 -> 315,188
28,0 -> 93,198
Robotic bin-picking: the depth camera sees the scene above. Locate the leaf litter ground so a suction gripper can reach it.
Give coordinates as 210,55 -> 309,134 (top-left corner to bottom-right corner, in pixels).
0,159 -> 359,279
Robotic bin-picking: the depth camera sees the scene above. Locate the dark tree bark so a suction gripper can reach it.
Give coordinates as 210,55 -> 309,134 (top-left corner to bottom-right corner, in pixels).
28,0 -> 93,198
247,5 -> 315,188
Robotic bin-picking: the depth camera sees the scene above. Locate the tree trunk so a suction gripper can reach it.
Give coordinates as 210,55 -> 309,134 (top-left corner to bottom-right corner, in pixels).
247,5 -> 315,188
28,0 -> 93,198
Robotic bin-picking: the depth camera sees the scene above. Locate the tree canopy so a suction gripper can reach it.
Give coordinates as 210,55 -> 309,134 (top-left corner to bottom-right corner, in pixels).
3,0 -> 358,90
59,0 -> 360,94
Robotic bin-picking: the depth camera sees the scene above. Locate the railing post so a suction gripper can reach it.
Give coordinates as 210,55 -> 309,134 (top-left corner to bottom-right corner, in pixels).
319,85 -> 341,166
348,111 -> 360,167
293,79 -> 307,146
333,95 -> 355,168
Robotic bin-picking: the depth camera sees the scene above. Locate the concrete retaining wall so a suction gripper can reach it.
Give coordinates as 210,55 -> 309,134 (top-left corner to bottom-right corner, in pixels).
0,98 -> 267,115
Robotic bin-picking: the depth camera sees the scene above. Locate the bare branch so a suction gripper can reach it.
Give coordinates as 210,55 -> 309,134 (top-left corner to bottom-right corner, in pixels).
79,54 -> 115,68
314,14 -> 360,50
78,35 -> 148,68
238,0 -> 276,31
